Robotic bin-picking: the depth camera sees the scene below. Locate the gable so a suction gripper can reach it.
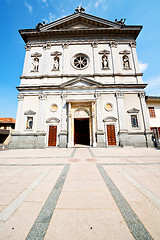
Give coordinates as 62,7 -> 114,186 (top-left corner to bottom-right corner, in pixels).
40,12 -> 121,32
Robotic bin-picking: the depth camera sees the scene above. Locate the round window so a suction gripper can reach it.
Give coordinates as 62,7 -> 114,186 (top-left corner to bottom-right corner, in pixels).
50,104 -> 58,112
105,103 -> 112,111
71,54 -> 89,70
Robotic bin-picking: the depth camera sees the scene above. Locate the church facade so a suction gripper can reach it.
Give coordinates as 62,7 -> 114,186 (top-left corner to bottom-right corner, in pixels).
10,7 -> 153,148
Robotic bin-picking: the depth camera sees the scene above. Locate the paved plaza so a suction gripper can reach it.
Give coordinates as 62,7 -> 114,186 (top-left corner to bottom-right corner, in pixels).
0,147 -> 160,239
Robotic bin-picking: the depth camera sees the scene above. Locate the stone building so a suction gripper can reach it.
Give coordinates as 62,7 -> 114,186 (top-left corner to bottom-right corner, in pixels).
146,96 -> 160,147
10,7 -> 153,148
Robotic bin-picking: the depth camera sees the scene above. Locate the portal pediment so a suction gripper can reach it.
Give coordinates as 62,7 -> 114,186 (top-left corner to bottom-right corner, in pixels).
60,77 -> 102,88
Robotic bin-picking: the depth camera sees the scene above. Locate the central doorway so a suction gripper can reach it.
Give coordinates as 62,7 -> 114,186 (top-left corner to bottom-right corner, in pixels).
74,118 -> 90,146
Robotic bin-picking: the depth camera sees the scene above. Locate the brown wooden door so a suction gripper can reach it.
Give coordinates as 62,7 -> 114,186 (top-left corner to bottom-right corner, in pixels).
107,125 -> 116,146
48,126 -> 57,146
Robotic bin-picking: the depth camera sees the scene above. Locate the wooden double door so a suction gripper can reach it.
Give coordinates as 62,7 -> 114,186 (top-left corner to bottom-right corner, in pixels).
48,126 -> 57,146
107,125 -> 116,146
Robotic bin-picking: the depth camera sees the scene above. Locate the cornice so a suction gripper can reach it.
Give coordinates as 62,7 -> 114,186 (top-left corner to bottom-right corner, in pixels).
20,73 -> 143,79
20,28 -> 141,43
17,83 -> 147,91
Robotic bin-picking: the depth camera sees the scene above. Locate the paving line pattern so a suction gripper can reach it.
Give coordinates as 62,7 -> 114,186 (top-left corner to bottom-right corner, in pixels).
0,148 -> 76,159
120,169 -> 160,210
25,164 -> 70,240
97,163 -> 154,240
0,170 -> 49,227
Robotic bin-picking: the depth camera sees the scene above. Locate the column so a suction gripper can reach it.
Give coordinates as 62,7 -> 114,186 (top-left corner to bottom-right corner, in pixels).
37,93 -> 47,133
59,93 -> 67,148
95,93 -> 105,147
67,102 -> 72,147
92,102 -> 96,147
116,92 -> 127,132
139,92 -> 151,131
15,94 -> 24,132
129,41 -> 138,84
109,41 -> 118,83
139,92 -> 154,147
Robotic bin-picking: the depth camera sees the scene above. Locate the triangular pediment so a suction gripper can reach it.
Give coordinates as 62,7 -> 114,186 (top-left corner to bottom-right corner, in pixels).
127,108 -> 139,113
60,77 -> 102,88
40,12 -> 121,32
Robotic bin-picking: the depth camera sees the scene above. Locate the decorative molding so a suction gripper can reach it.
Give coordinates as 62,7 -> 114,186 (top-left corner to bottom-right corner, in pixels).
46,117 -> 60,123
116,92 -> 124,98
38,93 -> 47,100
25,44 -> 31,51
24,110 -> 36,115
17,94 -> 24,101
31,52 -> 42,57
109,41 -> 118,48
103,116 -> 117,122
51,51 -> 62,56
129,41 -> 137,48
91,42 -> 98,48
98,49 -> 110,54
127,108 -> 139,113
119,50 -> 130,55
43,43 -> 51,50
62,43 -> 68,49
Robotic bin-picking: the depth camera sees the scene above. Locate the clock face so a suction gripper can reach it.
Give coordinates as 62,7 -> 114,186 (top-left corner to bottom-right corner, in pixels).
105,103 -> 112,111
50,104 -> 57,112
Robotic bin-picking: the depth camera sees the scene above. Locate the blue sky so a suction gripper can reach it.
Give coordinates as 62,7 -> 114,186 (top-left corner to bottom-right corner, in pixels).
1,0 -> 160,118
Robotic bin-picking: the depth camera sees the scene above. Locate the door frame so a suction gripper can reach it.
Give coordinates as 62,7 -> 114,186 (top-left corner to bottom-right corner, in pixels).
74,118 -> 90,145
104,122 -> 118,146
46,123 -> 59,147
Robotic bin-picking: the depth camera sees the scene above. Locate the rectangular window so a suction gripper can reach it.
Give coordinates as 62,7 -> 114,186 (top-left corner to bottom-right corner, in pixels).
26,117 -> 33,129
148,107 -> 156,117
131,115 -> 139,128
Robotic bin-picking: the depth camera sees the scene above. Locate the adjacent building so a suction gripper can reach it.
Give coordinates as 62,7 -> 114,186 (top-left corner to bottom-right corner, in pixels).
146,96 -> 160,147
0,118 -> 15,147
10,7 -> 153,148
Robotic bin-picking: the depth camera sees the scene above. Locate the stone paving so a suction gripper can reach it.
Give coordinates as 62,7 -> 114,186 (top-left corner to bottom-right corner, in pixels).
0,147 -> 160,239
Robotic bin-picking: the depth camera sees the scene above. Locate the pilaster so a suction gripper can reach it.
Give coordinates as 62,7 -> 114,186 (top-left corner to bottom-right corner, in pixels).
116,92 -> 127,132
59,93 -> 67,147
92,102 -> 97,147
15,94 -> 24,132
95,93 -> 105,147
37,93 -> 47,133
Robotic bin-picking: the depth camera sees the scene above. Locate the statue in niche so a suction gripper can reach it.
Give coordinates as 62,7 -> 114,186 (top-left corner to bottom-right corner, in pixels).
123,54 -> 130,69
102,54 -> 109,69
53,56 -> 59,71
32,57 -> 39,72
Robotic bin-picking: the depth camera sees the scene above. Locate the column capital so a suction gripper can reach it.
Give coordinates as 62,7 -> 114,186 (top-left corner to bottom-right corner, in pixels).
138,92 -> 146,98
129,41 -> 137,48
17,94 -> 24,101
116,92 -> 124,98
38,93 -> 47,100
62,43 -> 68,49
94,93 -> 101,98
25,44 -> 31,51
91,42 -> 98,48
43,43 -> 51,50
61,93 -> 67,99
109,41 -> 118,48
